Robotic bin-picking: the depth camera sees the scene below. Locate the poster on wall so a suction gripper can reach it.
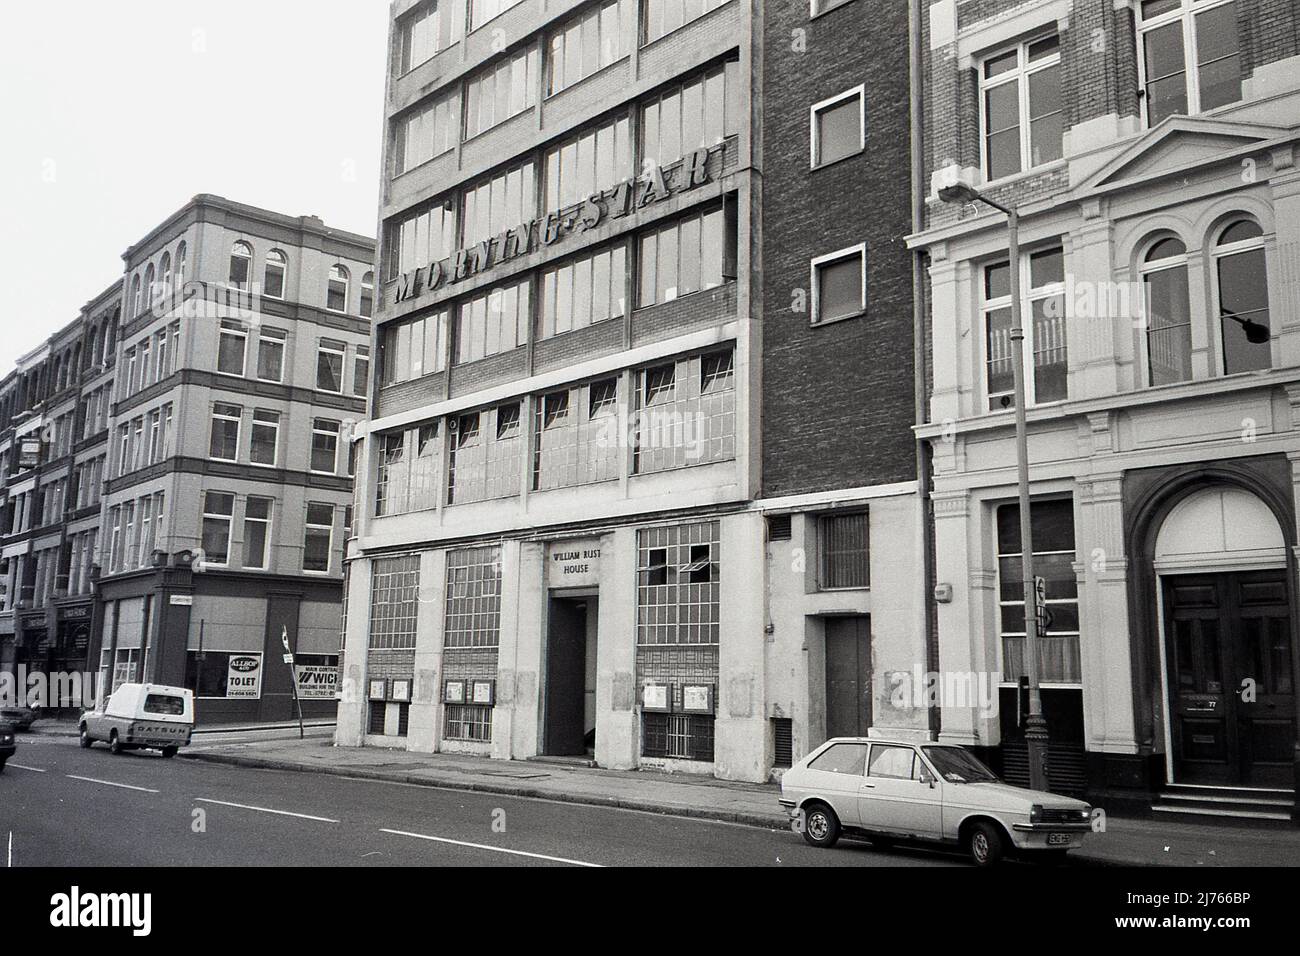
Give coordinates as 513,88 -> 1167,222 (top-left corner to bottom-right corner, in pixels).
226,653 -> 263,699
296,666 -> 341,700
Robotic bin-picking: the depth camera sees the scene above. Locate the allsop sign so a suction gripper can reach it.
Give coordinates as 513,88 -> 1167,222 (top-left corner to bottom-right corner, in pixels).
393,144 -> 724,307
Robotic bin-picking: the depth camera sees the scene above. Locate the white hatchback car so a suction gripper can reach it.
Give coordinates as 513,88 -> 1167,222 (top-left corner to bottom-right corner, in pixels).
780,738 -> 1092,866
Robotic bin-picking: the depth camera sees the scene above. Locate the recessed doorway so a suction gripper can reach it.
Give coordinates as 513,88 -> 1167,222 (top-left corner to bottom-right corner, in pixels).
544,593 -> 598,757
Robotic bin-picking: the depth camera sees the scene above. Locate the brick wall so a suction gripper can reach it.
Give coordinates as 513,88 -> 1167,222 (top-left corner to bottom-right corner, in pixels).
760,0 -> 918,496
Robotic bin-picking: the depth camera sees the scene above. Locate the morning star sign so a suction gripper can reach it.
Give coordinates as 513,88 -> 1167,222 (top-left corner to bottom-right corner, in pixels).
392,143 -> 724,307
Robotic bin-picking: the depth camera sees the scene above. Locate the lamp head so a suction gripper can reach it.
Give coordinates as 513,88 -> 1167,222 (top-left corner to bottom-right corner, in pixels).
938,182 -> 982,206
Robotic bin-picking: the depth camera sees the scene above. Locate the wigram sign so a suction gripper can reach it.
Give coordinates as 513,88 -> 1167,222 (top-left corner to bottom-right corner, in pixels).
393,144 -> 724,307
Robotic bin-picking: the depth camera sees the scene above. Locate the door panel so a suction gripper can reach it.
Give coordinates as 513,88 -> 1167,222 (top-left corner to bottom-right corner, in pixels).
825,616 -> 871,741
544,598 -> 587,756
858,744 -> 943,838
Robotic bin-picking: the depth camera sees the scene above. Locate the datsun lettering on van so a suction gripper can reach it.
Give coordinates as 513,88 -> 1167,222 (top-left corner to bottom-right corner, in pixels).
79,683 -> 194,757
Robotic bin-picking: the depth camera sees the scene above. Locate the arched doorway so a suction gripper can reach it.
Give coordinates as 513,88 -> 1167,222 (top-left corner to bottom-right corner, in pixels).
1156,487 -> 1294,786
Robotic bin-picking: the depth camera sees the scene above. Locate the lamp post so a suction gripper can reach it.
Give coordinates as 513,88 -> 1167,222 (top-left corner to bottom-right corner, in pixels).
938,182 -> 1050,792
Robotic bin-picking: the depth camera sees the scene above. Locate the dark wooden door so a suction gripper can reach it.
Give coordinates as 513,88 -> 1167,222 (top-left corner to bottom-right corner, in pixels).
1164,572 -> 1295,786
544,598 -> 588,756
825,616 -> 871,741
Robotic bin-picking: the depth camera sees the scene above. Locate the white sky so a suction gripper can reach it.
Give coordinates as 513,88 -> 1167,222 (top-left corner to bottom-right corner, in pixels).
0,0 -> 389,373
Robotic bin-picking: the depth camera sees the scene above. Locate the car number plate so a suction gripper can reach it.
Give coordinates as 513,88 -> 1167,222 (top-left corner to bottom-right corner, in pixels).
1047,832 -> 1072,846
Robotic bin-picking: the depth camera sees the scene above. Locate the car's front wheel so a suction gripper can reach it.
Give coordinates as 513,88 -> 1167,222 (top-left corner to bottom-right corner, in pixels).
801,802 -> 841,849
109,730 -> 122,755
79,726 -> 92,749
968,821 -> 1005,867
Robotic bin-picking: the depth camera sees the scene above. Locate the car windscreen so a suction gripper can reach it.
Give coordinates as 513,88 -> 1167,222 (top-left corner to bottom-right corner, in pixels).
921,746 -> 999,784
143,694 -> 186,716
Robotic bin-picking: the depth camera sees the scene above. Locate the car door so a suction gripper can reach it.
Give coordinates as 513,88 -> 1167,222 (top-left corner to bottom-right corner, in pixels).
859,744 -> 944,839
802,742 -> 869,827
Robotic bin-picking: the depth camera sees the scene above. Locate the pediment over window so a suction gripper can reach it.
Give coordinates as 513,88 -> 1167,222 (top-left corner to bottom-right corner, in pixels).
1077,116 -> 1292,195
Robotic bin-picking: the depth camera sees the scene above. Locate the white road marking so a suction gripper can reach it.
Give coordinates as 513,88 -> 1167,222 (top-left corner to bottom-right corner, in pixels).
194,798 -> 339,823
7,764 -> 47,773
380,828 -> 604,867
65,775 -> 159,794
7,831 -> 11,868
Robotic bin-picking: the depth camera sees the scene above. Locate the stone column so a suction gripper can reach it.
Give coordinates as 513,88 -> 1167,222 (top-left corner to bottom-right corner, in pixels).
595,527 -> 637,770
491,540 -> 522,761
335,557 -> 372,748
408,548 -> 446,753
715,511 -> 768,782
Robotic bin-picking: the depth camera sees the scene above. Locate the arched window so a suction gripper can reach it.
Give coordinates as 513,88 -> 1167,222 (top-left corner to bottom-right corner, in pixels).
131,274 -> 143,318
264,250 -> 287,299
1140,236 -> 1191,386
327,265 -> 350,313
175,242 -> 188,287
1214,219 -> 1270,375
229,241 -> 253,290
144,263 -> 156,313
360,271 -> 375,318
159,252 -> 172,294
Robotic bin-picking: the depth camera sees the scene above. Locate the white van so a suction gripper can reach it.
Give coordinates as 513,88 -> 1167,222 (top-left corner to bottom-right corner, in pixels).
79,683 -> 195,757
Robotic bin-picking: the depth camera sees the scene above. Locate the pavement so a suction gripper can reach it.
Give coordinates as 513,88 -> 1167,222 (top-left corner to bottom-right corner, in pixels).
19,719 -> 1300,866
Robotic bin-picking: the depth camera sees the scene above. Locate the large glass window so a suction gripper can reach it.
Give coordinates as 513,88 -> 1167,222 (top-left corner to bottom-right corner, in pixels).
264,250 -> 287,299
370,555 -> 420,649
1215,219 -> 1271,375
327,265 -> 350,313
448,406 -> 522,504
444,547 -> 502,647
395,91 -> 458,175
311,419 -> 341,475
980,35 -> 1062,181
643,0 -> 730,44
217,321 -> 248,376
387,202 -> 456,279
996,498 -> 1079,685
303,503 -> 334,573
533,378 -> 621,490
469,0 -> 524,31
983,245 -> 1067,409
464,45 -> 540,139
637,206 -> 733,307
229,242 -> 252,290
461,160 -> 537,251
201,492 -> 235,567
540,244 -> 627,338
381,312 -> 449,386
547,0 -> 636,95
636,521 -> 720,645
250,410 -> 280,467
399,0 -> 463,74
376,424 -> 441,517
317,340 -> 347,393
640,60 -> 741,169
243,497 -> 272,570
454,280 -> 531,365
209,403 -> 242,462
1139,0 -> 1241,126
256,328 -> 286,383
1141,237 -> 1192,386
634,350 -> 735,474
543,114 -> 633,211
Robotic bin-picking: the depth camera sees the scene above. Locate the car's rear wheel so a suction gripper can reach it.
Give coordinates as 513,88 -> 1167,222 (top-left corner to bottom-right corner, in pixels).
161,746 -> 177,759
79,726 -> 92,748
968,821 -> 1005,867
801,803 -> 841,849
109,730 -> 122,755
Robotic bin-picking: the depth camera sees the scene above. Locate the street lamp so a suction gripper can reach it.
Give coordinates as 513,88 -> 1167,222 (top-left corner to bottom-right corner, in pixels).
938,180 -> 1051,792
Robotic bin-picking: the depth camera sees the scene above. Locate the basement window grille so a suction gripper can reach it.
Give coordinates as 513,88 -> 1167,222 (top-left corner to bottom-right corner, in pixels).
773,718 -> 794,768
368,701 -> 386,735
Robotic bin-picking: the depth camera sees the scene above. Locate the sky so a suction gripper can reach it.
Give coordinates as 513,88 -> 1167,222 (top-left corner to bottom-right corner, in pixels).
0,0 -> 390,373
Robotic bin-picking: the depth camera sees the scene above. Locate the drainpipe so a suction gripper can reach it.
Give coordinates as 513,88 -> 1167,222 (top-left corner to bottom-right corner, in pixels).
908,0 -> 940,740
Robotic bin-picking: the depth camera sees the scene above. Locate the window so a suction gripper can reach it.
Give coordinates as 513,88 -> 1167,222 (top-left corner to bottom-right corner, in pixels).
1141,237 -> 1192,385
327,265 -> 350,313
376,432 -> 408,517
869,745 -> 919,780
395,91 -> 458,175
811,86 -> 864,168
143,264 -> 157,313
811,0 -> 856,15
130,274 -> 142,318
317,340 -> 346,393
540,244 -> 627,338
303,503 -> 333,573
444,547 -> 502,647
209,403 -> 242,462
185,651 -> 262,699
201,492 -> 235,567
996,498 -> 1078,684
637,522 -> 720,645
634,351 -> 736,473
543,114 -> 633,211
983,245 -> 1067,409
469,0 -> 524,31
229,241 -> 253,289
811,244 -> 866,324
643,0 -> 730,44
387,202 -> 456,279
1139,0 -> 1241,127
637,205 -> 733,307
448,407 -> 522,504
809,742 -> 869,775
399,0 -> 462,74
533,378 -> 620,490
445,704 -> 493,741
1214,219 -> 1270,375
238,496 -> 272,570
455,280 -> 531,365
311,419 -> 341,474
381,312 -> 449,386
370,555 -> 420,649
217,321 -> 248,376
980,35 -> 1062,181
264,250 -> 287,299
175,241 -> 187,287
818,512 -> 869,589
642,713 -> 715,761
461,160 -> 537,251
641,60 -> 741,168
464,45 -> 540,139
354,346 -> 371,396
360,272 -> 375,319
250,410 -> 280,467
547,0 -> 635,96
376,424 -> 441,517
256,328 -> 286,383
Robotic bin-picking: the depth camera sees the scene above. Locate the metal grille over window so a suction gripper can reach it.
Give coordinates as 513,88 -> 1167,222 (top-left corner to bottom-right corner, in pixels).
637,522 -> 720,646
818,512 -> 869,590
